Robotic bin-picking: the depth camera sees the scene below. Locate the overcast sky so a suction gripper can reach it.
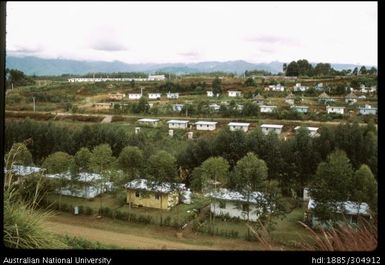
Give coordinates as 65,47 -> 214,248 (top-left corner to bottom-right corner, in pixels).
6,2 -> 377,65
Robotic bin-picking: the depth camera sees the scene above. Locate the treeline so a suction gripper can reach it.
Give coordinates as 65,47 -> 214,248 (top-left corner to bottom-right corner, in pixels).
284,59 -> 377,77
5,119 -> 377,198
6,68 -> 35,89
63,72 -> 149,78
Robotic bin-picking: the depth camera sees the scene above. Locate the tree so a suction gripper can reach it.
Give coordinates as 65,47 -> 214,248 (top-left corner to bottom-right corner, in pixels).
309,150 -> 354,222
73,147 -> 92,173
286,61 -> 299,76
368,67 -> 377,75
42,152 -> 73,174
352,67 -> 358,76
359,66 -> 367,75
351,165 -> 377,211
5,143 -> 33,169
89,144 -> 115,215
297,59 -> 313,76
244,77 -> 256,87
233,152 -> 268,221
200,156 -> 230,190
212,77 -> 222,96
117,146 -> 144,183
146,150 -> 177,182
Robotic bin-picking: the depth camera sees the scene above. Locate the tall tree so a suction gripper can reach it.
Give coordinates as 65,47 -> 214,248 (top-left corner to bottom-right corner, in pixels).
212,77 -> 222,96
351,165 -> 377,211
42,152 -> 73,174
200,156 -> 230,190
73,147 -> 92,173
309,150 -> 354,222
117,146 -> 144,183
146,150 -> 177,182
286,61 -> 299,76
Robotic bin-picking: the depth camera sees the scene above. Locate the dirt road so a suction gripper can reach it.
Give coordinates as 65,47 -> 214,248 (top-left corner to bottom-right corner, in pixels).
44,213 -> 264,250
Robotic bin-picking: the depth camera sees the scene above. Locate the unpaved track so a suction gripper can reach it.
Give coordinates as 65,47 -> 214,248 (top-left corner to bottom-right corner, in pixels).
45,220 -> 210,250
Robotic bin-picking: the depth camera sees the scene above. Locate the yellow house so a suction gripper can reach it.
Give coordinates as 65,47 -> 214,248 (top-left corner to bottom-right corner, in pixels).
125,179 -> 185,210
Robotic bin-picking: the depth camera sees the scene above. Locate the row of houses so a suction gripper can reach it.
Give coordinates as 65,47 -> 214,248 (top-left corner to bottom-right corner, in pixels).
109,91 -> 179,100
68,75 -> 166,83
136,118 -> 320,137
6,165 -> 371,225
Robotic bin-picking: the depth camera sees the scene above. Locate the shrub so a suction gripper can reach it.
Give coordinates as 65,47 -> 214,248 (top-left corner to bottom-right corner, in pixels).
84,206 -> 94,216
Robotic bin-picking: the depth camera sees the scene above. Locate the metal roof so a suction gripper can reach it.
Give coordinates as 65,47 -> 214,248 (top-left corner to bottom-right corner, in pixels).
167,120 -> 189,124
260,124 -> 284,129
205,188 -> 266,204
308,199 -> 370,216
195,121 -> 218,125
125,178 -> 186,193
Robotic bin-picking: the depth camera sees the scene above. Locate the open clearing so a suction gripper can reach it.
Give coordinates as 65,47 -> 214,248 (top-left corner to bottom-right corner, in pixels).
44,212 -> 281,250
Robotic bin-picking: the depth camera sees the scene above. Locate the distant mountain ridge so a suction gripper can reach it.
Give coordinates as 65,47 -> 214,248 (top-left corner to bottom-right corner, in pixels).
6,55 -> 371,76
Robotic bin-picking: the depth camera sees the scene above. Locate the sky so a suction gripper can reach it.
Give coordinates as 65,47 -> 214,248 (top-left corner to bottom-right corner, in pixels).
6,2 -> 377,65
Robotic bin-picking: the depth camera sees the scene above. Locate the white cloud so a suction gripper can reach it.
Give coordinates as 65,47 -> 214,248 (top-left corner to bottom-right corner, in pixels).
6,2 -> 377,65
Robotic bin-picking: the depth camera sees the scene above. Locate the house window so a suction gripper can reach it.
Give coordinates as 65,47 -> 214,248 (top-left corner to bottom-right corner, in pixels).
155,193 -> 160,200
242,203 -> 249,212
135,191 -> 140,197
219,201 -> 226,209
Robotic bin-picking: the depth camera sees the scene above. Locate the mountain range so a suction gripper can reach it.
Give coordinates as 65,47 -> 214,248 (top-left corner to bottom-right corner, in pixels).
6,56 -> 370,76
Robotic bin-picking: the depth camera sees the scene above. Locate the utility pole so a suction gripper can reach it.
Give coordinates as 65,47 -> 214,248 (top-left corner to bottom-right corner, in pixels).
32,97 -> 36,112
11,83 -> 13,90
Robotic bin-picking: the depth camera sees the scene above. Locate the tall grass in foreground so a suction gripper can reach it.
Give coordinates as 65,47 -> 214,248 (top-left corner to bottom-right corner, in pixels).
247,218 -> 377,251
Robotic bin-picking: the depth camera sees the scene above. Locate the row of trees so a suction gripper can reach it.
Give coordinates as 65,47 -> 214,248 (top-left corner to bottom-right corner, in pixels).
283,60 -> 377,77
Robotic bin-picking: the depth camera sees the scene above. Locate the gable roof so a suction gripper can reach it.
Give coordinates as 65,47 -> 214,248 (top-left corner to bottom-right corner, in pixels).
124,178 -> 185,193
205,188 -> 266,204
308,199 -> 370,216
318,92 -> 330,99
345,92 -> 358,99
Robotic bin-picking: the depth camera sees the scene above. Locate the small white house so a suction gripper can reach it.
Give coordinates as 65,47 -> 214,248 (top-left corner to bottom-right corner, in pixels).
285,93 -> 296,105
137,118 -> 160,127
228,90 -> 242,97
267,84 -> 284,92
293,83 -> 309,92
294,126 -> 320,137
128,93 -> 142,100
359,105 -> 377,115
228,122 -> 250,132
206,188 -> 269,222
195,121 -> 218,131
209,103 -> 221,111
167,120 -> 189,129
172,104 -> 184,112
326,106 -> 345,115
260,124 -> 283,135
291,105 -> 309,113
345,92 -> 358,104
259,105 -> 277,113
148,75 -> 166,81
207,91 -> 219,97
148,93 -> 161,100
167,92 -> 179,99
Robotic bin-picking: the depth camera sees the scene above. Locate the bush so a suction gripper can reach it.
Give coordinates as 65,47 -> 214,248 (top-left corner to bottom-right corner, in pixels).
84,206 -> 94,216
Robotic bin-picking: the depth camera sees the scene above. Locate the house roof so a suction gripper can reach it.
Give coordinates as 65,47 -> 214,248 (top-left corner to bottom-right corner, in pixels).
291,105 -> 309,109
294,126 -> 319,132
318,92 -> 330,99
308,199 -> 370,216
261,124 -> 283,129
167,120 -> 189,124
138,118 -> 160,122
205,188 -> 266,204
228,122 -> 250,127
285,93 -> 295,99
4,165 -> 43,176
46,172 -> 104,182
260,105 -> 277,108
195,121 -> 218,125
326,106 -> 345,109
124,178 -> 186,193
345,92 -> 358,99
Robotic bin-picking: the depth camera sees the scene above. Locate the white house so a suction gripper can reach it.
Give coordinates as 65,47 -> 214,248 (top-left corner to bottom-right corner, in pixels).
148,93 -> 161,100
172,104 -> 184,112
306,199 -> 371,228
209,103 -> 221,111
345,92 -> 358,104
4,165 -> 43,184
359,105 -> 377,115
326,106 -> 345,115
315,83 -> 324,91
253,94 -> 265,105
291,105 -> 309,113
294,126 -> 320,137
167,120 -> 189,129
46,172 -> 113,199
128,93 -> 142,100
228,122 -> 250,132
137,118 -> 160,127
259,105 -> 277,113
267,84 -> 284,92
228,90 -> 242,97
293,83 -> 309,92
285,93 -> 296,105
260,124 -> 283,135
148,75 -> 166,81
206,188 -> 269,222
167,92 -> 179,99
207,91 -> 219,97
195,121 -> 218,131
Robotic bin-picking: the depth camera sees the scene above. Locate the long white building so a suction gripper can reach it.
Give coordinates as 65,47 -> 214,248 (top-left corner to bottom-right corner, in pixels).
228,122 -> 250,132
167,120 -> 189,129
